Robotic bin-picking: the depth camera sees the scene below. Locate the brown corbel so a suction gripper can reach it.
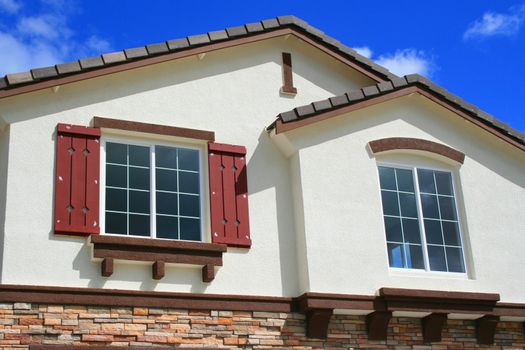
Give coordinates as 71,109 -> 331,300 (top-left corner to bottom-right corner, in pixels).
152,261 -> 165,280
422,313 -> 447,342
202,264 -> 215,282
476,315 -> 499,345
366,311 -> 392,340
101,258 -> 113,277
305,308 -> 333,339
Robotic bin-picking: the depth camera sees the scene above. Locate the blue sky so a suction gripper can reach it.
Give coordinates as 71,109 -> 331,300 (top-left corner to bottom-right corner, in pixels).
0,0 -> 523,132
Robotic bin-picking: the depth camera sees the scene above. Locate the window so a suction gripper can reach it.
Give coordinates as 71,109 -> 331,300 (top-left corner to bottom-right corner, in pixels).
102,139 -> 203,241
378,165 -> 466,273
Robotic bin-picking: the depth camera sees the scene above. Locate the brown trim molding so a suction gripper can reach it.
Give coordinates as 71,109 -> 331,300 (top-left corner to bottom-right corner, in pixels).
91,235 -> 226,282
93,116 -> 214,141
369,137 -> 465,164
0,28 -> 385,100
281,52 -> 297,94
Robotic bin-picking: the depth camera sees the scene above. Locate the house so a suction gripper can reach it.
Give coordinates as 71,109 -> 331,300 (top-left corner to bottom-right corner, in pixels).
0,15 -> 524,349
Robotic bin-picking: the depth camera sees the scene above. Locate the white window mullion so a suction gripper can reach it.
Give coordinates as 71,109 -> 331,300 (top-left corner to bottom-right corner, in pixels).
150,145 -> 156,239
413,168 -> 431,271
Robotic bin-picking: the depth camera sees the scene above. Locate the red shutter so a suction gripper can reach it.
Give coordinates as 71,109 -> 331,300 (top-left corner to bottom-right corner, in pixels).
208,142 -> 251,248
54,123 -> 101,236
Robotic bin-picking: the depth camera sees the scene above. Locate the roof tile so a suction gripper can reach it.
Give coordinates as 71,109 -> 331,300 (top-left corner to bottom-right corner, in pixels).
31,66 -> 58,80
55,61 -> 81,75
6,72 -> 33,85
347,90 -> 365,101
304,25 -> 325,38
313,99 -> 332,112
377,81 -> 394,93
79,56 -> 104,69
295,104 -> 316,117
146,42 -> 169,55
167,38 -> 189,51
124,47 -> 148,59
277,15 -> 307,28
330,94 -> 349,107
362,85 -> 380,97
245,22 -> 264,33
261,18 -> 279,29
188,34 -> 210,45
391,77 -> 408,88
280,110 -> 298,122
226,26 -> 247,37
208,30 -> 228,41
102,52 -> 127,65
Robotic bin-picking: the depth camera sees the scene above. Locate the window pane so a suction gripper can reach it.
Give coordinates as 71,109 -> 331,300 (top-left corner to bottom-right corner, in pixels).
129,214 -> 150,236
442,221 -> 461,246
381,190 -> 399,216
421,194 -> 439,219
438,196 -> 457,220
156,146 -> 177,169
384,216 -> 402,242
428,245 -> 447,271
402,219 -> 421,244
129,167 -> 150,190
418,169 -> 436,194
156,169 -> 177,192
378,166 -> 396,190
396,168 -> 414,192
106,212 -> 127,235
179,194 -> 200,217
157,215 -> 178,239
180,217 -> 201,241
406,244 -> 424,269
435,172 -> 453,195
106,188 -> 127,212
424,219 -> 443,245
129,190 -> 149,214
156,192 -> 178,215
106,142 -> 127,164
399,192 -> 418,218
178,148 -> 199,171
387,243 -> 404,268
446,247 -> 465,273
179,171 -> 199,194
106,164 -> 127,188
129,145 -> 149,167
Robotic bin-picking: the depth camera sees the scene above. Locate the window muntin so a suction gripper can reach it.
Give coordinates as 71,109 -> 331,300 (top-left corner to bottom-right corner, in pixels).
378,165 -> 466,273
103,140 -> 202,241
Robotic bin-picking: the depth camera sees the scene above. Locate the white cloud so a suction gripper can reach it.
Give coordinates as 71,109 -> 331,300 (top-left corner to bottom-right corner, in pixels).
0,0 -> 21,13
0,0 -> 111,76
464,5 -> 525,39
353,46 -> 373,59
376,49 -> 433,77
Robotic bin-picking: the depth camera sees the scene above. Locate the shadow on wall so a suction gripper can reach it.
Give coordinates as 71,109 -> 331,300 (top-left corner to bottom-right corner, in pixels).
246,130 -> 299,296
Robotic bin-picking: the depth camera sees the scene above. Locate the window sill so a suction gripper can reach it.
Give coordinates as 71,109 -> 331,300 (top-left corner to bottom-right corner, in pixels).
389,267 -> 469,280
90,235 -> 227,282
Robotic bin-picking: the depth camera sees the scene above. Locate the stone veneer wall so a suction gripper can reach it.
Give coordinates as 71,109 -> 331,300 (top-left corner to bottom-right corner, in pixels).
0,302 -> 523,349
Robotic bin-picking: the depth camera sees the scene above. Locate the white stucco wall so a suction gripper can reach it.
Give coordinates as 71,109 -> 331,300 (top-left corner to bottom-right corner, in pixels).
0,126 -> 9,279
279,94 -> 525,303
0,36 -> 375,296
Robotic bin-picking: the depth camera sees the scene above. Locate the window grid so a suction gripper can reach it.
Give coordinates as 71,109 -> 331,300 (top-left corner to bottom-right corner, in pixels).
103,140 -> 202,242
379,164 -> 466,274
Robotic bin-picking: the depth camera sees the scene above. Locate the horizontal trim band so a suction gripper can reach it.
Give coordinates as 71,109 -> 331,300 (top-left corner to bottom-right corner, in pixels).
0,285 -> 522,317
369,137 -> 465,164
93,116 -> 214,141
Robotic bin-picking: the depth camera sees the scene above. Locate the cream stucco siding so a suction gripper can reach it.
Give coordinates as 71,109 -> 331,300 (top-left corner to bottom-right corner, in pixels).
0,36 -> 375,296
279,94 -> 525,302
0,126 -> 9,278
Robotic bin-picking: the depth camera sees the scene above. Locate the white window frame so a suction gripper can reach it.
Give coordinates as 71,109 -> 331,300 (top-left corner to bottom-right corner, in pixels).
100,135 -> 206,242
377,160 -> 468,276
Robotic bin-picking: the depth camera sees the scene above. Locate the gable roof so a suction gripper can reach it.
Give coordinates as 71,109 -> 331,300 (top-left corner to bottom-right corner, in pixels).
0,16 -> 397,98
268,74 -> 525,152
